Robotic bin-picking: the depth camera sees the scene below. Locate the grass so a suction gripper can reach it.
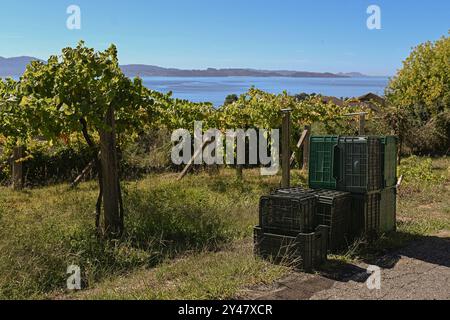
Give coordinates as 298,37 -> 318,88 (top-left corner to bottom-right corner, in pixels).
65,240 -> 287,300
396,156 -> 450,235
0,157 -> 449,300
0,168 -> 289,299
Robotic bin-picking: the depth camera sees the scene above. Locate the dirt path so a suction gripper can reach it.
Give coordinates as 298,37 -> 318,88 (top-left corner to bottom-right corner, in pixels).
242,233 -> 450,300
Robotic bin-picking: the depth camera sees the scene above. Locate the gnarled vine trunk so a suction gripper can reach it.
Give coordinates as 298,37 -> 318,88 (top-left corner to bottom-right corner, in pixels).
80,106 -> 124,238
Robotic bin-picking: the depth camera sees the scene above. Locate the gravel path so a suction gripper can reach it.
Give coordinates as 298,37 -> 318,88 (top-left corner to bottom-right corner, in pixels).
244,234 -> 450,300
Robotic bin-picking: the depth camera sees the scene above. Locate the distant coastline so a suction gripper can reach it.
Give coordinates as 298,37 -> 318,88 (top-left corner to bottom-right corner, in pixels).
126,71 -> 349,78
120,65 -> 354,78
0,56 -> 383,79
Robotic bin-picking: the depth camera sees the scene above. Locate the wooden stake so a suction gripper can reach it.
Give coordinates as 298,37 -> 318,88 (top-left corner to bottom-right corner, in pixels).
344,112 -> 368,137
359,113 -> 366,136
12,146 -> 24,191
290,129 -> 309,167
178,138 -> 213,181
70,159 -> 95,189
236,165 -> 243,180
302,125 -> 311,171
396,175 -> 404,188
281,109 -> 292,188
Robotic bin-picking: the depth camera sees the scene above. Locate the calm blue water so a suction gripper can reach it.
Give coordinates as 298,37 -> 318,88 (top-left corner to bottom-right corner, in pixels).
142,76 -> 389,106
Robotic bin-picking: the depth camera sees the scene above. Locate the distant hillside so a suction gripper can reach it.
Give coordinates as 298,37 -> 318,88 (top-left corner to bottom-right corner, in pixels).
120,65 -> 350,78
1,56 -> 369,79
0,56 -> 42,77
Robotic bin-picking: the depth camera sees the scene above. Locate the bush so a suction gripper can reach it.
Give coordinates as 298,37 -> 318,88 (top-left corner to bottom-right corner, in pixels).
125,187 -> 236,251
399,156 -> 446,188
386,34 -> 450,155
0,143 -> 94,187
0,127 -> 176,187
120,128 -> 174,179
24,145 -> 94,187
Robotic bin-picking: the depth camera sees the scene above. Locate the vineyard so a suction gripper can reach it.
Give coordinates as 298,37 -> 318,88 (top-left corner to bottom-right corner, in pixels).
0,36 -> 449,299
0,42 -> 374,236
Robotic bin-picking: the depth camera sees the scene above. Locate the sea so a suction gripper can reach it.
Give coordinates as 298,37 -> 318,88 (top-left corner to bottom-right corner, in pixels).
141,76 -> 390,107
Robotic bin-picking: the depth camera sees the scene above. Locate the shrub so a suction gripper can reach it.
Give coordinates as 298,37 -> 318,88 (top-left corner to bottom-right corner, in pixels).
386,34 -> 450,154
399,156 -> 446,187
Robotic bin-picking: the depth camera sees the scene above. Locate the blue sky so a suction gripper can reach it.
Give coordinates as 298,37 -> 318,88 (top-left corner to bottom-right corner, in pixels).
0,0 -> 448,75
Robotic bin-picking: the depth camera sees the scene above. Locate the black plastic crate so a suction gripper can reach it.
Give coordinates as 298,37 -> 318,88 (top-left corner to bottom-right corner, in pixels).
312,190 -> 352,252
276,187 -> 352,253
254,225 -> 329,272
350,191 -> 381,239
259,192 -> 317,233
275,186 -> 316,195
337,137 -> 383,193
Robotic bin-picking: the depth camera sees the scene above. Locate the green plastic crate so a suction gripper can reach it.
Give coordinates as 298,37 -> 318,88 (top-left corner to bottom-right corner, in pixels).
380,187 -> 397,233
337,137 -> 382,193
254,225 -> 329,272
381,136 -> 398,188
308,136 -> 340,190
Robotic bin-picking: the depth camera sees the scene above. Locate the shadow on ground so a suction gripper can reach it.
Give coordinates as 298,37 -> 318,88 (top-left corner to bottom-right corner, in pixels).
246,232 -> 450,300
382,235 -> 450,267
321,232 -> 450,283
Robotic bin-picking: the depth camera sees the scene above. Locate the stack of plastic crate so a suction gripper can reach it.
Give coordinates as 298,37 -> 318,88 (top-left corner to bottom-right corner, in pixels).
254,190 -> 329,272
276,187 -> 352,253
337,136 -> 383,238
308,136 -> 398,239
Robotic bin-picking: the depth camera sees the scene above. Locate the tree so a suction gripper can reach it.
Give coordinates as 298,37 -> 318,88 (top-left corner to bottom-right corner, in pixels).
386,33 -> 450,154
294,93 -> 310,101
19,41 -> 151,237
223,94 -> 238,106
